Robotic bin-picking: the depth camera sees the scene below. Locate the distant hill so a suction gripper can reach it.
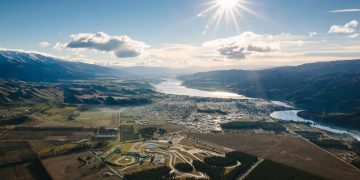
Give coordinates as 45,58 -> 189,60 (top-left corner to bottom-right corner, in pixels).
0,79 -> 155,106
117,66 -> 202,77
0,50 -> 127,82
181,60 -> 360,130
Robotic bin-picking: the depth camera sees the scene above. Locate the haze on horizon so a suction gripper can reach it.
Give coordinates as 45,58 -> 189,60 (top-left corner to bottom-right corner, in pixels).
0,0 -> 359,69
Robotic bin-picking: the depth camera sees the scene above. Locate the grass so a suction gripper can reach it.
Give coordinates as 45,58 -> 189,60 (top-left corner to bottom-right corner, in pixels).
122,143 -> 134,152
190,133 -> 360,180
29,141 -> 54,155
245,160 -> 325,180
29,140 -> 101,157
76,108 -> 119,127
27,106 -> 77,123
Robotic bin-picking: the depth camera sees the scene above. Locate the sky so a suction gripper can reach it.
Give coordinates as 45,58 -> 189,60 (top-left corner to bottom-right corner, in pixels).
0,0 -> 359,69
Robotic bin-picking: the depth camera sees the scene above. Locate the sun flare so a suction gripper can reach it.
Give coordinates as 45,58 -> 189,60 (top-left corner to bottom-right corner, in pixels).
217,0 -> 237,9
200,0 -> 260,34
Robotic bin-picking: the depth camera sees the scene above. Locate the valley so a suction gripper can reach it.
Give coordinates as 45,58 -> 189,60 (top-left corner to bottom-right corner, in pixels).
1,76 -> 360,179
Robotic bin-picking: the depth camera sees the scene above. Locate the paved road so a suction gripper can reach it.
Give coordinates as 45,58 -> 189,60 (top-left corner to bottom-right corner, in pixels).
239,159 -> 264,180
88,151 -> 123,179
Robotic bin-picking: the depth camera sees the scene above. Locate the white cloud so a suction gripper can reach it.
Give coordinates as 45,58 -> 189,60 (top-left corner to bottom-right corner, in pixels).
202,31 -> 282,60
348,33 -> 360,38
328,20 -> 358,33
53,42 -> 67,50
39,41 -> 50,47
57,32 -> 149,58
308,32 -> 317,37
330,9 -> 360,13
197,13 -> 207,18
31,31 -> 360,68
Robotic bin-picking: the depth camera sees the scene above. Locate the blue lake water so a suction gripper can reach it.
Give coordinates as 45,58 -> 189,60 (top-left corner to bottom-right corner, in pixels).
270,110 -> 360,140
154,78 -> 360,140
146,145 -> 159,149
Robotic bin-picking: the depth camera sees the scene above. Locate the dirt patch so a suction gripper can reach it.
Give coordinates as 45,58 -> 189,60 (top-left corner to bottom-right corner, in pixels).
190,133 -> 360,180
42,152 -> 117,180
160,124 -> 186,133
1,130 -> 94,141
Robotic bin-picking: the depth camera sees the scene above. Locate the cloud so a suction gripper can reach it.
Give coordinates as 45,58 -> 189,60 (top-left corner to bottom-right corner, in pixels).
58,32 -> 149,58
308,32 -> 317,37
348,33 -> 360,38
53,42 -> 67,50
197,13 -> 207,18
330,9 -> 360,13
328,20 -> 358,33
202,31 -> 281,60
39,41 -> 50,47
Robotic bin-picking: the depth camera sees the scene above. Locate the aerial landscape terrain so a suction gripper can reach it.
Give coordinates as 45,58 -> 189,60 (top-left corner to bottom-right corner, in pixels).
0,0 -> 360,179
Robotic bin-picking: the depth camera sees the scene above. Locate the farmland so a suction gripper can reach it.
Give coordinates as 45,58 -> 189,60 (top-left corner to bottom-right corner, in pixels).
42,152 -> 117,180
245,160 -> 325,180
0,78 -> 359,179
0,141 -> 51,179
189,133 -> 360,180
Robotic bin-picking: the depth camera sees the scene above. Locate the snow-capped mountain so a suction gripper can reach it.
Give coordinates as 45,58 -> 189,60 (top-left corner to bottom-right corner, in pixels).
0,50 -> 125,82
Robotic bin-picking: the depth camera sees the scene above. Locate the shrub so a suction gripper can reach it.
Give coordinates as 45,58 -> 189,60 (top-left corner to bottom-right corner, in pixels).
175,163 -> 193,173
204,156 -> 237,167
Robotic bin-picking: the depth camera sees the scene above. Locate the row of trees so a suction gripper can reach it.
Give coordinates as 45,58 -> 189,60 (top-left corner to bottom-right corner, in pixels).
225,151 -> 258,165
223,151 -> 259,179
138,127 -> 158,139
221,121 -> 287,133
124,151 -> 259,180
174,163 -> 193,173
204,156 -> 237,167
14,126 -> 97,131
0,116 -> 29,126
192,160 -> 225,179
192,151 -> 259,180
123,166 -> 174,180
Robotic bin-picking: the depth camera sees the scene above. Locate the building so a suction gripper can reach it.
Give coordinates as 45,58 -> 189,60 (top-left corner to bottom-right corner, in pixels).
95,128 -> 118,140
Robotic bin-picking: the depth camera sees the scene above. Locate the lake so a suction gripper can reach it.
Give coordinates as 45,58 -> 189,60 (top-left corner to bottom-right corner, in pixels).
154,78 -> 360,140
271,110 -> 360,140
154,78 -> 249,99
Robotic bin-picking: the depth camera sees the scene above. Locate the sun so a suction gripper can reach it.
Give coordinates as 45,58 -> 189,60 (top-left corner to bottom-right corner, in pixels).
200,0 -> 260,34
217,0 -> 238,9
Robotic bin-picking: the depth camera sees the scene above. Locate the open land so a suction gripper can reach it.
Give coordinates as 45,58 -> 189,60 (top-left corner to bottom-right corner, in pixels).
0,79 -> 360,179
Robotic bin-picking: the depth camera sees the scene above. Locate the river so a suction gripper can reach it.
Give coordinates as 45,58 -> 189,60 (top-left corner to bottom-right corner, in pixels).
154,78 -> 360,140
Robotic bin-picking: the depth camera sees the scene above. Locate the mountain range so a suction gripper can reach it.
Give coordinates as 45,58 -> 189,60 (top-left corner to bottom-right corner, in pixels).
1,49 -> 359,129
0,50 -> 127,82
180,60 -> 360,130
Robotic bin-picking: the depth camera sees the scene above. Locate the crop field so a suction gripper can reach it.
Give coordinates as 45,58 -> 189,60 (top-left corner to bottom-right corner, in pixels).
190,133 -> 360,180
28,140 -> 80,157
2,105 -> 121,128
43,106 -> 77,122
0,141 -> 51,180
0,141 -> 36,165
160,124 -> 186,133
76,111 -> 119,127
23,105 -> 77,124
0,159 -> 51,180
0,130 -> 94,141
76,108 -> 119,128
42,152 -> 117,180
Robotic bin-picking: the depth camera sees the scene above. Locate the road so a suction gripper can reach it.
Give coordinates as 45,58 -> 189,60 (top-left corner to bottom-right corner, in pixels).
88,151 -> 123,179
239,158 -> 264,180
